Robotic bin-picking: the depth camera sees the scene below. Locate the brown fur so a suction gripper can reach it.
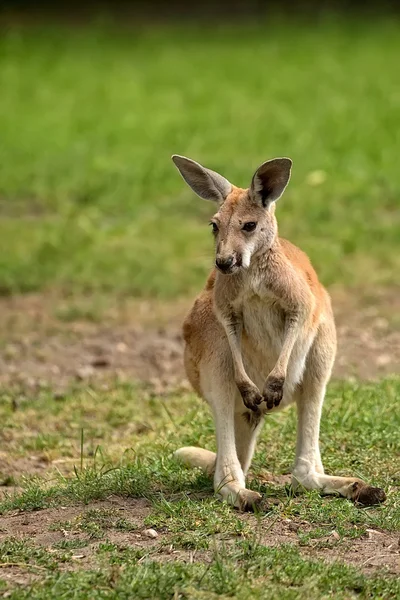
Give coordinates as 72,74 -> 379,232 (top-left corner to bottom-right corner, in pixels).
173,154 -> 385,510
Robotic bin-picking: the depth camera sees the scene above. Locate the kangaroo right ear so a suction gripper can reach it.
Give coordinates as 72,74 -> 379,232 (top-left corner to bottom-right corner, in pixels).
250,158 -> 292,207
172,155 -> 232,202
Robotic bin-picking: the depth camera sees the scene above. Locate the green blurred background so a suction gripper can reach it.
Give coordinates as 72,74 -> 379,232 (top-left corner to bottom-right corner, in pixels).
0,3 -> 399,300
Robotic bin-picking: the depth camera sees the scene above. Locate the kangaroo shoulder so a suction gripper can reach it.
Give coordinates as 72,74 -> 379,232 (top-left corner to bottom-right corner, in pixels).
278,237 -> 331,321
279,238 -> 321,286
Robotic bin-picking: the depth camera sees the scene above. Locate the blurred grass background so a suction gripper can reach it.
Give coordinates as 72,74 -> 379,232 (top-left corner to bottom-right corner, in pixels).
0,17 -> 399,299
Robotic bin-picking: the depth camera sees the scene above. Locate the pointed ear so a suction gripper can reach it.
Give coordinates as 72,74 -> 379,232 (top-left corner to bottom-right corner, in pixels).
250,158 -> 292,207
172,155 -> 232,202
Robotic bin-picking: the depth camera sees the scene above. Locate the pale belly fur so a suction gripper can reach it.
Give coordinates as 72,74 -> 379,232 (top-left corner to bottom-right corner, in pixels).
240,297 -> 315,410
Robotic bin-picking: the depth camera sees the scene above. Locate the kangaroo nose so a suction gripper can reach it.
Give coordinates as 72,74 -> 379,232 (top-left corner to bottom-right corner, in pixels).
216,256 -> 234,272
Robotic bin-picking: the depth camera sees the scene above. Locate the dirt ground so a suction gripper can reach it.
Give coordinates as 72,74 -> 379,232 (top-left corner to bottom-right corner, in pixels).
0,288 -> 399,397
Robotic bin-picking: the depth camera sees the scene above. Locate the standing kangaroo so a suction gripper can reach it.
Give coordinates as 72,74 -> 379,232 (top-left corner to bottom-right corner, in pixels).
172,155 -> 386,511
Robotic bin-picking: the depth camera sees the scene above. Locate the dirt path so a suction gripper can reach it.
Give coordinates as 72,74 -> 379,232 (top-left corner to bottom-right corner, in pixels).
0,288 -> 398,395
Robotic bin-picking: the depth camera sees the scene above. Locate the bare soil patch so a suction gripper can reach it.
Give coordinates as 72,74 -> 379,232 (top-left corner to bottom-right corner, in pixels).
0,288 -> 398,397
300,528 -> 400,574
258,518 -> 400,575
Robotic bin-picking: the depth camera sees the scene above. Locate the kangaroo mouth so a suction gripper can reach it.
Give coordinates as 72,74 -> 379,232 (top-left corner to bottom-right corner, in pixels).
215,256 -> 242,274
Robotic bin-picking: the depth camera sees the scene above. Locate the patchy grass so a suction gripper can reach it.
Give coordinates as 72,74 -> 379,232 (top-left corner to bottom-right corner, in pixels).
50,508 -> 138,540
0,18 -> 399,298
0,538 -> 70,571
1,379 -> 399,483
0,378 -> 399,530
0,378 -> 399,596
0,535 -> 399,599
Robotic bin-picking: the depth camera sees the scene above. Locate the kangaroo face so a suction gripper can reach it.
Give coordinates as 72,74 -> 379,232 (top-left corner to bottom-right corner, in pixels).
210,189 -> 277,274
172,154 -> 292,274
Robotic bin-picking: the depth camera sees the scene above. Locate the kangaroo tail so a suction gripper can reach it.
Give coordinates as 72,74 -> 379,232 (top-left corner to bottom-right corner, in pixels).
174,446 -> 216,476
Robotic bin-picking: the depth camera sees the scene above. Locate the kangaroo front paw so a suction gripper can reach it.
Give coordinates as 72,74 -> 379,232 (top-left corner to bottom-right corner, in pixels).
350,481 -> 386,506
263,375 -> 285,409
237,381 -> 263,412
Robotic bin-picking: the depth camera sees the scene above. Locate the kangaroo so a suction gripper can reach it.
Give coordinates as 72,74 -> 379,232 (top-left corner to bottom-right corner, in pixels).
171,154 -> 386,511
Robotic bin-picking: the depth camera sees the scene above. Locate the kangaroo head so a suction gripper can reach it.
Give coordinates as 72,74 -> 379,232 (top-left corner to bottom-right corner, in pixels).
172,155 -> 292,274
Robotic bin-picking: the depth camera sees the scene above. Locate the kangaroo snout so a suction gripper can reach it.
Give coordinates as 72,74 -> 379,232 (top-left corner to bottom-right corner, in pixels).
215,255 -> 235,273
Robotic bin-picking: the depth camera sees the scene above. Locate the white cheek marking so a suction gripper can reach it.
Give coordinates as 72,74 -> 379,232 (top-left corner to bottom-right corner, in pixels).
242,242 -> 254,268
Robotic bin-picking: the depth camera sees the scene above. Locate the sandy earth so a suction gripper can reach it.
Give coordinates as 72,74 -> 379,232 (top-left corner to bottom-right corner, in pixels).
0,288 -> 399,396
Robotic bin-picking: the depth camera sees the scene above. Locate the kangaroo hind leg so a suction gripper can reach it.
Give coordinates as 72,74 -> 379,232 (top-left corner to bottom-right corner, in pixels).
292,327 -> 386,506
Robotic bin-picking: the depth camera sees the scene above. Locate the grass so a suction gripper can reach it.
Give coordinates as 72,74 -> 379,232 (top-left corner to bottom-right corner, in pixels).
0,378 -> 399,597
0,539 -> 68,572
1,541 -> 399,599
0,15 -> 399,599
0,18 -> 399,299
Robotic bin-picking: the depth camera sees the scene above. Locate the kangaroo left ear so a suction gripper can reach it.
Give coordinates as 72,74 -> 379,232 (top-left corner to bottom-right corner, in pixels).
250,158 -> 292,207
172,155 -> 232,203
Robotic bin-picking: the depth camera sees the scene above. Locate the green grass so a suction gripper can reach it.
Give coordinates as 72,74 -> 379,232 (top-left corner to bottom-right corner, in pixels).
1,379 -> 398,526
0,378 -> 399,597
1,541 -> 399,600
0,538 -> 70,572
0,18 -> 399,298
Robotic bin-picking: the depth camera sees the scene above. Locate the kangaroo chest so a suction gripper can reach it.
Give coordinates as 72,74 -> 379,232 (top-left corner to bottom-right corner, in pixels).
239,293 -> 287,355
236,290 -> 314,391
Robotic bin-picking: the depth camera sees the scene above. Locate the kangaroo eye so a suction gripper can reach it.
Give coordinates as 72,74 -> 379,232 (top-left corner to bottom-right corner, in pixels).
242,222 -> 257,232
210,222 -> 219,234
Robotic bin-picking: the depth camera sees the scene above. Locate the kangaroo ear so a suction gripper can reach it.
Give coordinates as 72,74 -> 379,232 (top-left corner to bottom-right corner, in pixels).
250,158 -> 292,207
172,155 -> 232,202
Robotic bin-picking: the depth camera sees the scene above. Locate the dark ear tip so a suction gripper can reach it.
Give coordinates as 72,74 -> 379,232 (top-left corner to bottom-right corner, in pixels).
257,157 -> 293,173
172,154 -> 195,168
280,157 -> 293,168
